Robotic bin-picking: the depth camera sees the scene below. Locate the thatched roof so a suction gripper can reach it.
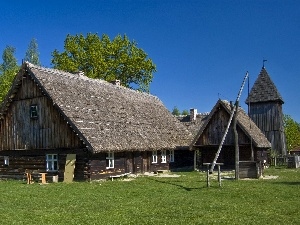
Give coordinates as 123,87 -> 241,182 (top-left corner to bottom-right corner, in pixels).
245,67 -> 284,104
188,100 -> 271,149
0,62 -> 192,153
177,114 -> 209,135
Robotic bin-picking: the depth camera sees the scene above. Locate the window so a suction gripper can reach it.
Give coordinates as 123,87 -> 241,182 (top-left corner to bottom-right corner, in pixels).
161,150 -> 167,163
4,156 -> 9,166
30,105 -> 38,119
106,152 -> 114,168
46,154 -> 58,171
152,151 -> 157,163
169,150 -> 174,163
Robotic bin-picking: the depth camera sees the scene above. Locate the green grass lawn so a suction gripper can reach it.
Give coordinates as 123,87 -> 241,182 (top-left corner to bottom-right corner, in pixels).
0,167 -> 299,225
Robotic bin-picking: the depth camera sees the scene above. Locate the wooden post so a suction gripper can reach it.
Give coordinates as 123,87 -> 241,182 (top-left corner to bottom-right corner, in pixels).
194,150 -> 197,171
39,173 -> 47,184
234,101 -> 239,180
217,164 -> 221,187
26,170 -> 32,184
206,164 -> 210,187
203,163 -> 210,187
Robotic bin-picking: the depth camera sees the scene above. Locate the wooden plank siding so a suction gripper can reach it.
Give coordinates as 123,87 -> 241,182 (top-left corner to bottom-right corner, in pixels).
0,74 -> 85,150
191,102 -> 270,169
195,108 -> 251,146
249,102 -> 286,153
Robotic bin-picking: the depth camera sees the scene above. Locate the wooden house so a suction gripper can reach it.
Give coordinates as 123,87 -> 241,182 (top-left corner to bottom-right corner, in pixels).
0,62 -> 193,181
245,67 -> 287,155
179,100 -> 271,168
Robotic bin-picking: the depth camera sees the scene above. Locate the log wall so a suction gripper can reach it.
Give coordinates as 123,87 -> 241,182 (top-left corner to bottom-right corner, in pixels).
200,146 -> 261,168
89,150 -> 190,180
0,150 -> 90,181
169,149 -> 194,171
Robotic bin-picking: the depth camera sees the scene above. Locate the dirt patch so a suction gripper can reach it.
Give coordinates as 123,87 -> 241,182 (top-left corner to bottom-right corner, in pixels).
261,175 -> 278,180
142,172 -> 181,178
155,174 -> 181,178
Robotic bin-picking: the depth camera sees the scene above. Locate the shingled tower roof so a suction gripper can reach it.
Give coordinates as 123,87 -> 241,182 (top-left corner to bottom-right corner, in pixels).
245,67 -> 284,104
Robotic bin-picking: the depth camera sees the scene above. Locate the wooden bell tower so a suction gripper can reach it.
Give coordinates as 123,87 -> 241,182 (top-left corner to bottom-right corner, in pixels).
245,66 -> 287,155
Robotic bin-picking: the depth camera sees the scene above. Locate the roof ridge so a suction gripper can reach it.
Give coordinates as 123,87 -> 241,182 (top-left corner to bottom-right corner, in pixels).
25,62 -> 160,102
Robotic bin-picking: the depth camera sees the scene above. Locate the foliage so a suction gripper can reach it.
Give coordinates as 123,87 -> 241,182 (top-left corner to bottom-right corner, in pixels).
0,46 -> 19,102
0,46 -> 17,72
268,148 -> 278,158
284,114 -> 300,152
172,107 -> 189,116
171,106 -> 180,116
182,109 -> 189,115
51,33 -> 156,92
0,168 -> 299,224
25,38 -> 41,66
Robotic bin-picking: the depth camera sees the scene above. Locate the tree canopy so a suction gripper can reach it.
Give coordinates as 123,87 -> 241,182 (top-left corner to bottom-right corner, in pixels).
182,109 -> 189,116
51,33 -> 156,92
172,106 -> 180,116
0,46 -> 17,72
0,46 -> 19,102
284,115 -> 300,152
25,38 -> 41,66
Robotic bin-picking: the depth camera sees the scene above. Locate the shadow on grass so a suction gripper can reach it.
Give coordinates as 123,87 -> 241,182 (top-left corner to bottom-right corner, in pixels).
145,176 -> 213,191
271,181 -> 300,186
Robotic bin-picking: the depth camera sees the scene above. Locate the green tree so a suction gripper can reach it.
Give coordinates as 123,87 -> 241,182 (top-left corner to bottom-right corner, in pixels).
0,46 -> 19,102
182,109 -> 189,116
172,106 -> 180,116
0,46 -> 17,72
284,115 -> 300,152
51,33 -> 156,92
25,38 -> 41,65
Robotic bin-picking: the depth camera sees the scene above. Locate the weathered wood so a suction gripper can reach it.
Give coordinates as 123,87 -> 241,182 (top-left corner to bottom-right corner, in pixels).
0,151 -> 89,181
239,161 -> 259,179
233,101 -> 239,180
0,74 -> 86,151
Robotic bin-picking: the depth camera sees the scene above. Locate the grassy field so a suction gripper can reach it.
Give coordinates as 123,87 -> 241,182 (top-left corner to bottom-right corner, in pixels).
0,167 -> 299,225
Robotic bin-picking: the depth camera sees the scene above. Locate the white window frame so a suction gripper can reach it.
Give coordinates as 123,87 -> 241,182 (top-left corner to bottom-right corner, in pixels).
169,150 -> 175,163
106,152 -> 114,168
152,150 -> 157,163
161,150 -> 167,163
46,154 -> 58,171
4,156 -> 9,166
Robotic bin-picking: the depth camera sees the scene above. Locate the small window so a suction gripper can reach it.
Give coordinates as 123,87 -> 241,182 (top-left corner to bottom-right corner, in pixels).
30,105 -> 38,119
106,152 -> 114,168
152,151 -> 157,163
46,154 -> 58,171
161,150 -> 167,163
169,150 -> 175,163
4,156 -> 9,166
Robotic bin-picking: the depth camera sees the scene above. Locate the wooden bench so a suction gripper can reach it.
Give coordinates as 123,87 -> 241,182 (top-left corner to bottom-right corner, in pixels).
108,173 -> 131,181
203,163 -> 224,187
25,170 -> 48,184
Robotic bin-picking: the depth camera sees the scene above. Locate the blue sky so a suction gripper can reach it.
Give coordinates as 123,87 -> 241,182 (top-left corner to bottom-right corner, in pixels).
1,0 -> 300,121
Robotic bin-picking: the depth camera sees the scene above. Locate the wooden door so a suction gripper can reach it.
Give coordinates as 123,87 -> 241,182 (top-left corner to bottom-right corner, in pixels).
64,154 -> 76,183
